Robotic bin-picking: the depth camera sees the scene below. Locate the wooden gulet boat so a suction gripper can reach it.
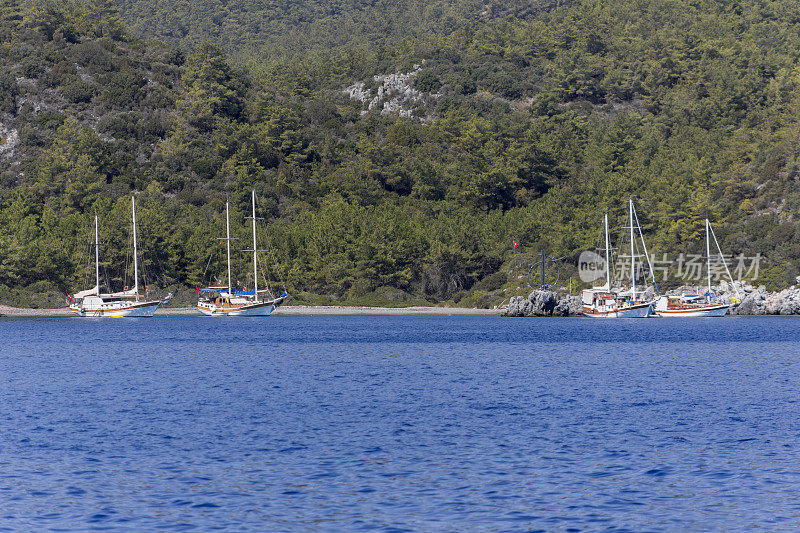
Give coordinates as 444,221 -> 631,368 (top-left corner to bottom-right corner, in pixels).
69,197 -> 166,317
582,200 -> 657,318
197,191 -> 287,317
654,219 -> 740,317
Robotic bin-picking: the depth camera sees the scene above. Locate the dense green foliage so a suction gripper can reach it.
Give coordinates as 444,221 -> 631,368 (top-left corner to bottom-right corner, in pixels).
2,0 -> 800,307
113,0 -> 559,62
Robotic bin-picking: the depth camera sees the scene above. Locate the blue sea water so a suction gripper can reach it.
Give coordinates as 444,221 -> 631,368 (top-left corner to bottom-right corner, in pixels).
1,316 -> 800,531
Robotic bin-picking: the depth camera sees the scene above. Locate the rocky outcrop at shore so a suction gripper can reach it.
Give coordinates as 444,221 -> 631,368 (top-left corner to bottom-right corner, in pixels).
714,281 -> 800,315
664,281 -> 788,315
503,282 -> 800,317
503,290 -> 582,317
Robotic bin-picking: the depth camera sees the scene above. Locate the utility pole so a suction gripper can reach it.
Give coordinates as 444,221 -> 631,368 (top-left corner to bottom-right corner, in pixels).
540,249 -> 546,289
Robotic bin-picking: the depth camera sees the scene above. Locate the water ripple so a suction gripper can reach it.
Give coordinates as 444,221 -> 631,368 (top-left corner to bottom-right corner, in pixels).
0,316 -> 799,530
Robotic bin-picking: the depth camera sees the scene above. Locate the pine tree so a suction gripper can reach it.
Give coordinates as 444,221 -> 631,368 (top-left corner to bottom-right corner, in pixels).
83,0 -> 125,40
0,0 -> 22,39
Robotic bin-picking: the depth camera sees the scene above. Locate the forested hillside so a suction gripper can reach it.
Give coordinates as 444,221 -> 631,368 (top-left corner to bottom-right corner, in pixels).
113,0 -> 561,62
2,0 -> 800,307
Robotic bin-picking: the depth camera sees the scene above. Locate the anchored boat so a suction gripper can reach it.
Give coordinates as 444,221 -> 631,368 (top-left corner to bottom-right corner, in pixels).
197,191 -> 288,316
69,197 -> 167,317
654,219 -> 740,317
582,200 -> 657,318
655,294 -> 729,317
582,287 -> 653,318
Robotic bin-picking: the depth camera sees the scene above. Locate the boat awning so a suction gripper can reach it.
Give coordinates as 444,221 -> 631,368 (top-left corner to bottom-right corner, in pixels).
108,288 -> 138,297
73,286 -> 99,298
234,289 -> 255,296
199,287 -> 226,293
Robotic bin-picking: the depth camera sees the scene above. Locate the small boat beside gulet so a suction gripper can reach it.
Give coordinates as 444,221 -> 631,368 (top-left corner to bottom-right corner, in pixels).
68,197 -> 167,317
197,190 -> 288,316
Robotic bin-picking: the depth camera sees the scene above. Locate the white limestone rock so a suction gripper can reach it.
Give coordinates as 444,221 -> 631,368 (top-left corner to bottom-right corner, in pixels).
0,122 -> 19,159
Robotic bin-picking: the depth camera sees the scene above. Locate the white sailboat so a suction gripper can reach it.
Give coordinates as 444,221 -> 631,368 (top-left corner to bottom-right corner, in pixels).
197,191 -> 288,316
582,200 -> 657,318
69,197 -> 165,317
654,219 -> 740,317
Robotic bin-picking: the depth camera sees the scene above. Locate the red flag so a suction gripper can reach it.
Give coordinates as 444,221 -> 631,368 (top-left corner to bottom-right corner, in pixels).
513,240 -> 519,248
196,286 -> 200,295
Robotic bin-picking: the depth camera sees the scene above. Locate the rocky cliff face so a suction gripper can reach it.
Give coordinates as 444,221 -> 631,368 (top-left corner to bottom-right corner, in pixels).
503,290 -> 582,317
720,283 -> 800,315
344,64 -> 441,118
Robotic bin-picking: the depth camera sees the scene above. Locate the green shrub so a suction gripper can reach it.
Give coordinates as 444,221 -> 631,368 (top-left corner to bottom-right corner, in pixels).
0,70 -> 17,112
63,80 -> 96,103
415,70 -> 441,92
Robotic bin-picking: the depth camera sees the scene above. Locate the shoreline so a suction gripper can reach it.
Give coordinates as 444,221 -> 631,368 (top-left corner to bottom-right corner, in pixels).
0,305 -> 504,318
1,304 -> 797,318
273,305 -> 503,316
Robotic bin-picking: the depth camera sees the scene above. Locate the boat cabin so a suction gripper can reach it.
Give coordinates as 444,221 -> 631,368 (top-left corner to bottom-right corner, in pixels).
665,294 -> 709,309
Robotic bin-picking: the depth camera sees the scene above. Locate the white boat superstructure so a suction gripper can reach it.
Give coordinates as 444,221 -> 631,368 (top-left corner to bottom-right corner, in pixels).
72,294 -> 162,317
582,201 -> 657,318
582,288 -> 653,318
197,191 -> 288,316
655,219 -> 740,317
69,197 -> 165,317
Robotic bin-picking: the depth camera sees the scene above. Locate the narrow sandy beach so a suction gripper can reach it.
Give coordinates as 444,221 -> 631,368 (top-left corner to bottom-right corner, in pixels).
272,305 -> 503,316
0,305 -> 74,317
0,305 -> 503,317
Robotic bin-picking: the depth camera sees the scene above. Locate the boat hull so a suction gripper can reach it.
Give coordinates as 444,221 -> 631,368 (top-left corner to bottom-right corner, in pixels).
583,302 -> 653,318
197,300 -> 279,317
69,300 -> 161,318
655,304 -> 729,317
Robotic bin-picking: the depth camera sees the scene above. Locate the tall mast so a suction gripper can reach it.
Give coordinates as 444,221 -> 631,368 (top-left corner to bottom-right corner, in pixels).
632,202 -> 657,295
604,213 -> 611,290
629,198 -> 635,297
706,218 -> 712,296
226,201 -> 232,295
251,190 -> 258,302
94,214 -> 100,294
708,221 -> 742,300
131,196 -> 139,301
